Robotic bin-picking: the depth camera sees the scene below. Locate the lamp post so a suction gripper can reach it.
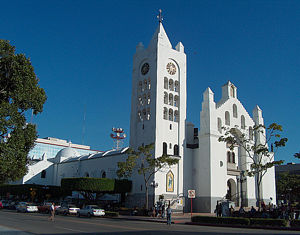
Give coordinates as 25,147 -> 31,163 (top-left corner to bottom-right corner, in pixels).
150,181 -> 158,209
237,171 -> 246,207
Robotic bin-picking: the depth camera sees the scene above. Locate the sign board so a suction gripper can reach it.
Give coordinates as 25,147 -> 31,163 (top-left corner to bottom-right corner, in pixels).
188,189 -> 195,198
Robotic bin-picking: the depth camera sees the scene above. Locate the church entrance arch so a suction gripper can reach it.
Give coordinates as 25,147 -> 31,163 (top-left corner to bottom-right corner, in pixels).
226,179 -> 237,204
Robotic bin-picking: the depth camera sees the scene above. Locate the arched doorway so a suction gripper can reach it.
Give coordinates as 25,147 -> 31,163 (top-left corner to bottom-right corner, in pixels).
226,179 -> 237,204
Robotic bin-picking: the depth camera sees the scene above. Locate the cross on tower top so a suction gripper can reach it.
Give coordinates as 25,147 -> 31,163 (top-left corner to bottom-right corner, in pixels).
157,9 -> 163,23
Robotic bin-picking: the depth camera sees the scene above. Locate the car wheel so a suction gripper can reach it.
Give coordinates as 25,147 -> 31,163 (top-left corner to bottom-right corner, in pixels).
87,213 -> 91,218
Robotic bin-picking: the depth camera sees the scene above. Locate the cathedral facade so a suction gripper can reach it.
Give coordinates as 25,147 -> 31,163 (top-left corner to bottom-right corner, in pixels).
17,21 -> 276,213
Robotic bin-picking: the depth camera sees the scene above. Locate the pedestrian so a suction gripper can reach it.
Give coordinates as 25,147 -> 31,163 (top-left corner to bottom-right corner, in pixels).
229,205 -> 234,217
161,204 -> 165,218
166,205 -> 172,225
48,202 -> 55,221
217,203 -> 222,217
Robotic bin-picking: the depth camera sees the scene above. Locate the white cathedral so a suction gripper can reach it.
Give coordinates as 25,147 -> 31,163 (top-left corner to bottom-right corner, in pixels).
16,19 -> 276,213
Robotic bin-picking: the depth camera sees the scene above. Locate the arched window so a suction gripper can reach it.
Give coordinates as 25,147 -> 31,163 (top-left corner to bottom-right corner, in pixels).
143,79 -> 147,90
169,93 -> 173,106
227,152 -> 231,163
217,118 -> 222,133
225,111 -> 230,126
102,171 -> 106,178
174,145 -> 179,156
169,109 -> 173,121
41,170 -> 46,178
147,93 -> 151,105
164,92 -> 168,104
85,172 -> 89,177
142,109 -> 146,119
249,126 -> 253,140
233,104 -> 237,118
138,81 -> 142,92
138,110 -> 142,121
230,85 -> 235,98
169,79 -> 174,91
164,77 -> 168,89
232,152 -> 235,163
143,94 -> 147,105
138,96 -> 142,106
163,142 -> 167,155
174,95 -> 179,107
163,108 -> 168,120
174,110 -> 179,122
175,81 -> 179,92
241,115 -> 245,129
169,143 -> 172,149
148,78 -> 151,89
146,108 -> 150,120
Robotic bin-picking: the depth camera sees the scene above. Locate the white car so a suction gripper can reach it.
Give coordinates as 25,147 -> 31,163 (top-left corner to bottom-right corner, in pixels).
78,205 -> 105,217
16,202 -> 38,213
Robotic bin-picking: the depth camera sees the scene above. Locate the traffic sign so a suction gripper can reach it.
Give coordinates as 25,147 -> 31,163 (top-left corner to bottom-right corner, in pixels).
188,189 -> 195,198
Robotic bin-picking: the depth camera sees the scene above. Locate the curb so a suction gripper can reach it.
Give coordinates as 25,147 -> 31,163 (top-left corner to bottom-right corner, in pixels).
186,222 -> 300,231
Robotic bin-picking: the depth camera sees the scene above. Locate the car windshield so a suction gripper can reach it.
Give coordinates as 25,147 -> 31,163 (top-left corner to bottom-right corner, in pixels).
91,206 -> 100,209
69,205 -> 77,208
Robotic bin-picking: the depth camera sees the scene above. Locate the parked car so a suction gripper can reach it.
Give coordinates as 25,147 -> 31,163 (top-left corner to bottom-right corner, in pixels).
1,200 -> 10,208
56,204 -> 80,215
16,202 -> 38,213
38,202 -> 52,213
77,205 -> 105,218
0,201 -> 3,209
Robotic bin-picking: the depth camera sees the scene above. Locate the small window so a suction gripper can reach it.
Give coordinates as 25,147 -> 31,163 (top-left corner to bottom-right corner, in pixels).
138,81 -> 142,92
174,95 -> 179,107
174,145 -> 179,156
147,93 -> 151,105
102,171 -> 106,178
233,104 -> 237,118
141,185 -> 143,191
164,92 -> 168,104
148,78 -> 151,89
170,124 -> 172,130
138,96 -> 143,106
163,108 -> 168,120
146,108 -> 150,120
232,152 -> 235,163
225,111 -> 230,126
85,172 -> 89,177
164,77 -> 168,89
169,93 -> 173,106
227,151 -> 231,163
169,79 -> 174,91
217,118 -> 222,133
249,127 -> 253,140
174,110 -> 179,122
169,143 -> 172,149
241,115 -> 245,129
230,85 -> 235,98
138,110 -> 142,121
163,142 -> 167,155
175,81 -> 179,92
169,109 -> 173,121
41,170 -> 46,179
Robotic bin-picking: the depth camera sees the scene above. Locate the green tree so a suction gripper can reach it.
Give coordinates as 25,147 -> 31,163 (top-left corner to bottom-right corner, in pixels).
277,172 -> 300,202
0,40 -> 46,184
117,143 -> 179,210
294,151 -> 300,159
219,123 -> 287,209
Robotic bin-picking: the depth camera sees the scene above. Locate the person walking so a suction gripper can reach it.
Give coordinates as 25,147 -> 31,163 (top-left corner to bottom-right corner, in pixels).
166,205 -> 172,225
48,202 -> 55,221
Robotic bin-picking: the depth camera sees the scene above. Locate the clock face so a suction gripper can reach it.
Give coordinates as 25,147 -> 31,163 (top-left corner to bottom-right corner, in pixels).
166,62 -> 176,75
141,63 -> 150,75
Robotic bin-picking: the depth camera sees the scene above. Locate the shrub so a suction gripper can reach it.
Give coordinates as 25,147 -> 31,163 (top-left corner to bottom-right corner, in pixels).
104,211 -> 119,217
191,216 -> 249,225
249,218 -> 288,227
290,219 -> 300,228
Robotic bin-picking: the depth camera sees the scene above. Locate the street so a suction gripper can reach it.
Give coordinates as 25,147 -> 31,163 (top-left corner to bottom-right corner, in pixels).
0,210 -> 299,235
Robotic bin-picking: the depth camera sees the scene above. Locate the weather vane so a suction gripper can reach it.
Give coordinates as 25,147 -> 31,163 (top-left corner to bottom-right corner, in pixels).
157,9 -> 163,23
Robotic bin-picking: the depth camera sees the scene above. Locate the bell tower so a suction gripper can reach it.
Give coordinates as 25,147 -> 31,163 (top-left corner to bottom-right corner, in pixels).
129,11 -> 187,204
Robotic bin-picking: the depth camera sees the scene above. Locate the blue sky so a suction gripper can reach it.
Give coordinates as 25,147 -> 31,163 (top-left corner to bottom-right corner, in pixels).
1,0 -> 299,163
